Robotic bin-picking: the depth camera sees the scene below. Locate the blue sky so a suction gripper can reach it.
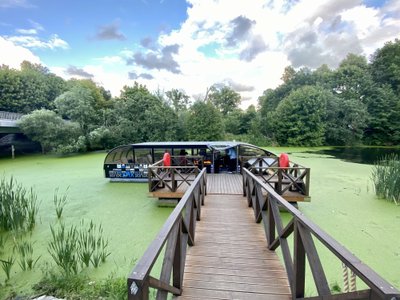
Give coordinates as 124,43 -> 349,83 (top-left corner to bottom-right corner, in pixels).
1,0 -> 399,106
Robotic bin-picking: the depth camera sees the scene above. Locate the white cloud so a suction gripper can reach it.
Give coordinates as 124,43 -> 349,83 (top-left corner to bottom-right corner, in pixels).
50,64 -> 130,97
6,34 -> 69,50
0,36 -> 41,68
5,0 -> 398,109
16,28 -> 37,35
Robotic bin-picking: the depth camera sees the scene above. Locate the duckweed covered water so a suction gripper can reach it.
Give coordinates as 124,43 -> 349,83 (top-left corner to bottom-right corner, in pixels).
0,148 -> 399,298
0,152 -> 172,297
270,147 -> 400,293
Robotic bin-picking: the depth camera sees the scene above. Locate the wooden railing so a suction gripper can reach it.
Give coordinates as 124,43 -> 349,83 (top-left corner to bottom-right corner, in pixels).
148,157 -> 203,193
242,156 -> 311,197
243,168 -> 400,299
128,168 -> 207,299
0,111 -> 23,120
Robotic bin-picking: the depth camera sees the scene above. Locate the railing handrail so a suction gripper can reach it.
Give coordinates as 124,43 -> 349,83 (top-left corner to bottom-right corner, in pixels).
128,168 -> 207,299
0,111 -> 23,120
243,168 -> 400,299
240,155 -> 308,169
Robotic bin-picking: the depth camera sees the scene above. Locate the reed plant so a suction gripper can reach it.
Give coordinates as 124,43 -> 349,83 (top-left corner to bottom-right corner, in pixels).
0,176 -> 39,232
77,220 -> 110,268
14,239 -> 41,271
0,255 -> 15,281
48,223 -> 79,275
0,235 -> 5,255
48,220 -> 110,274
53,187 -> 69,219
372,154 -> 400,205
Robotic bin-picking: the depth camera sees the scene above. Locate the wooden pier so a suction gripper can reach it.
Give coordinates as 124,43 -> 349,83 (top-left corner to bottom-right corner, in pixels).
128,168 -> 400,300
176,193 -> 290,299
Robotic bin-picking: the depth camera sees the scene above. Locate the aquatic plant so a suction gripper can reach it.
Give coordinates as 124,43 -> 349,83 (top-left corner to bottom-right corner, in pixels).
372,154 -> 400,205
0,235 -> 6,256
77,221 -> 110,268
14,239 -> 41,271
0,176 -> 39,232
77,220 -> 95,268
48,220 -> 110,274
48,223 -> 79,275
0,255 -> 15,281
53,187 -> 69,219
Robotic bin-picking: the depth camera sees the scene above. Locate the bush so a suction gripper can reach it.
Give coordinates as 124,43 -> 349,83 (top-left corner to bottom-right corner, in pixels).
372,154 -> 400,204
33,272 -> 126,299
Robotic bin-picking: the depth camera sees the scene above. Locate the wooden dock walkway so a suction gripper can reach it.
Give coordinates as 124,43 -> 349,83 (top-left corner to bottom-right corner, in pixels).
175,192 -> 291,299
129,169 -> 400,300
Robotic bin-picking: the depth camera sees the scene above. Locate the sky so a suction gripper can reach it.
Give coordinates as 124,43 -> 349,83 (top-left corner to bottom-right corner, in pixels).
1,0 -> 399,108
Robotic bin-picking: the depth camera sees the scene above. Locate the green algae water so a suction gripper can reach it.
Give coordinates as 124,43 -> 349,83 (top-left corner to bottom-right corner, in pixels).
0,152 -> 172,297
1,148 -> 399,298
270,147 -> 400,294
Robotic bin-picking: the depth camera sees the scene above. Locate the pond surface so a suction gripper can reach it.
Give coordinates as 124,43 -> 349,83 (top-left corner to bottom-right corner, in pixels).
304,147 -> 400,164
1,149 -> 399,298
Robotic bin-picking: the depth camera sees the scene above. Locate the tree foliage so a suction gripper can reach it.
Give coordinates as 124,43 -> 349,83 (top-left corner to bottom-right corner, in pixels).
0,61 -> 66,113
113,83 -> 177,143
272,86 -> 328,146
2,39 -> 400,152
186,101 -> 223,141
208,86 -> 241,115
18,109 -> 82,153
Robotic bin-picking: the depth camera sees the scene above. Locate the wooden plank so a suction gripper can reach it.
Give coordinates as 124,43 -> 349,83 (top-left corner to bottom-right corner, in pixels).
174,287 -> 290,300
175,194 -> 290,299
183,265 -> 288,279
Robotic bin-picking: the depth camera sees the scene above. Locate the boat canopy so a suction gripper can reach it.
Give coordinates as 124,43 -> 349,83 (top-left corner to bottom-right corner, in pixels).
103,141 -> 275,179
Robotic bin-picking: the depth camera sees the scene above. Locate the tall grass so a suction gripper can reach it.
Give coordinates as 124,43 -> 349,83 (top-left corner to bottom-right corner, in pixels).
372,154 -> 400,205
48,223 -> 79,275
0,176 -> 39,232
48,220 -> 110,275
14,239 -> 41,271
53,187 -> 69,219
0,256 -> 15,281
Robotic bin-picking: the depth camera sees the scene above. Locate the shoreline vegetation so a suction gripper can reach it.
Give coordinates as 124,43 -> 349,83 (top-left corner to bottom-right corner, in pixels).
1,39 -> 399,159
0,148 -> 399,298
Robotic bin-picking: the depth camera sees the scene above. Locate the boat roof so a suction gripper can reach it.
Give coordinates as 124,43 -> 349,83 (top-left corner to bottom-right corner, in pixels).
130,141 -> 244,150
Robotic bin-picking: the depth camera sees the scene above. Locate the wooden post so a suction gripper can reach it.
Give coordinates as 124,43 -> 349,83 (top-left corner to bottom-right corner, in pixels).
11,144 -> 15,159
172,169 -> 176,192
277,168 -> 283,195
294,219 -> 306,298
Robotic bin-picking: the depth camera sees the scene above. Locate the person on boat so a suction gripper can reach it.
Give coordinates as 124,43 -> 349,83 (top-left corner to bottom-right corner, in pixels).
163,150 -> 171,176
227,147 -> 237,172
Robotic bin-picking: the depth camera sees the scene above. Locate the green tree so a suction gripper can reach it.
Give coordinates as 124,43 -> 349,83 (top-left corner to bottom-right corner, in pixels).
54,85 -> 102,138
272,86 -> 328,146
208,86 -> 241,115
18,109 -> 82,153
0,65 -> 24,112
186,101 -> 223,141
370,39 -> 400,94
114,83 -> 178,143
363,84 -> 400,145
325,96 -> 368,145
0,62 -> 66,113
165,88 -> 190,112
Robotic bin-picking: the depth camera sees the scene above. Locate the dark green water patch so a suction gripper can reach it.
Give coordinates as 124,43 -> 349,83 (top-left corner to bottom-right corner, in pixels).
303,147 -> 400,164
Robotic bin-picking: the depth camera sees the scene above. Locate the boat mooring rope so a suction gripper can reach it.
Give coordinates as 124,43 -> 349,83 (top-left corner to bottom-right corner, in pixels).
342,263 -> 349,292
342,263 -> 357,292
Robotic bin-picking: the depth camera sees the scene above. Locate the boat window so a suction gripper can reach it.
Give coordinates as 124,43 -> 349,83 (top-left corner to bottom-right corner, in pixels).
154,148 -> 170,163
134,148 -> 152,164
105,146 -> 130,164
239,145 -> 266,157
